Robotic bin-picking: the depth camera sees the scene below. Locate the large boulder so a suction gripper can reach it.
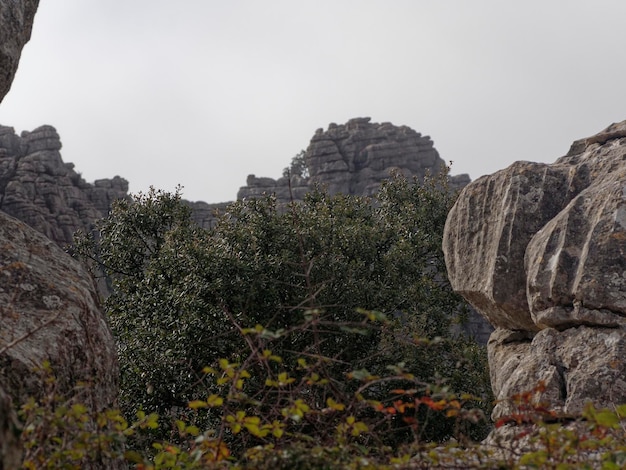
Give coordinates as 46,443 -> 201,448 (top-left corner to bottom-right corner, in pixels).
0,210 -> 119,468
443,121 -> 626,422
0,209 -> 119,406
0,0 -> 38,102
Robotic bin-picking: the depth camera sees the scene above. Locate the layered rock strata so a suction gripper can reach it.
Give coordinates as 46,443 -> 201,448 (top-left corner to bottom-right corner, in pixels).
0,201 -> 119,467
443,120 -> 626,421
237,117 -> 471,203
0,125 -> 129,246
0,119 -> 472,239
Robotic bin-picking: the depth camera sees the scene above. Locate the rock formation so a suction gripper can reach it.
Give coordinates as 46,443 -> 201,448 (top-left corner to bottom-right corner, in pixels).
0,209 -> 120,466
0,118 -> 472,241
0,210 -> 119,406
0,124 -> 129,246
0,119 -> 466,237
0,0 -> 39,102
237,117 -> 471,205
443,120 -> 626,423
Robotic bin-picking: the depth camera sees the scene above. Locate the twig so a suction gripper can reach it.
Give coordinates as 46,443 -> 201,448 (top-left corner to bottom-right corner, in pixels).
0,309 -> 62,356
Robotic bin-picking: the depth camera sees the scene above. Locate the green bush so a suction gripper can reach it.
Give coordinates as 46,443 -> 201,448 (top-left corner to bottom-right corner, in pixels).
12,167 -> 625,468
73,170 -> 491,448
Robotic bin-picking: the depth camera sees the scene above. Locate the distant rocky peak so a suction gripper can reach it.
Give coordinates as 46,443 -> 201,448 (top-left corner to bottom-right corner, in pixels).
0,124 -> 129,246
0,118 -> 471,243
236,117 -> 470,205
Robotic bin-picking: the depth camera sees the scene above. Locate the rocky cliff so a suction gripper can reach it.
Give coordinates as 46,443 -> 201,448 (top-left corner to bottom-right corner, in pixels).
0,0 -> 38,102
443,120 -> 626,424
236,117 -> 470,204
0,125 -> 130,246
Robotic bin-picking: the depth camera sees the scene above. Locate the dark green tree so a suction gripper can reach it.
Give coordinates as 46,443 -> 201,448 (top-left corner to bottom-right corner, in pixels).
282,150 -> 309,178
74,171 -> 491,445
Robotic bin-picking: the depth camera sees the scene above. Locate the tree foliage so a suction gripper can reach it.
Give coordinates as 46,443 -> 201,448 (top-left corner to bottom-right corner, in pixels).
282,149 -> 309,178
74,170 -> 491,447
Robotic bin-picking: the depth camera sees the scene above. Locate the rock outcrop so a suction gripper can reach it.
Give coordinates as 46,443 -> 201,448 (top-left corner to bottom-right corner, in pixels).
0,209 -> 119,466
0,125 -> 129,246
0,118 -> 472,242
237,117 -> 471,204
0,0 -> 39,102
443,120 -> 626,422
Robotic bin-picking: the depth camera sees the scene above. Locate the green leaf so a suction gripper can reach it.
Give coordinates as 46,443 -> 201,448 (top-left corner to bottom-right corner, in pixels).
595,409 -> 619,428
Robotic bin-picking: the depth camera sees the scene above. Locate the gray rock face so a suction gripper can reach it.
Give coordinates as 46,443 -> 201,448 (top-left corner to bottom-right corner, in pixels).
237,117 -> 470,203
0,125 -> 129,246
308,117 -> 448,196
0,209 -> 119,404
0,119 -> 471,246
443,120 -> 626,421
0,0 -> 39,103
0,210 -> 119,468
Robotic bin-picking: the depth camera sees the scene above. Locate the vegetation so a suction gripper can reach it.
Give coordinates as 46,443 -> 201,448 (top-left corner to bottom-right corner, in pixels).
17,166 -> 626,468
282,150 -> 309,178
73,169 -> 491,443
18,365 -> 626,468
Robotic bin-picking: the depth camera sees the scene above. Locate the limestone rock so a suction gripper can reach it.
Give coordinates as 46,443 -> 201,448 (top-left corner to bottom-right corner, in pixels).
0,125 -> 130,246
0,0 -> 39,103
237,117 -> 470,204
0,210 -> 119,408
443,120 -> 626,423
0,119 -> 471,251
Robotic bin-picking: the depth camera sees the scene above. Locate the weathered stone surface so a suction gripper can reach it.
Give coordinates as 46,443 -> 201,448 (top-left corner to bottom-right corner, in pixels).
443,120 -> 626,425
0,0 -> 39,103
0,125 -> 130,246
237,117 -> 470,204
0,210 -> 119,408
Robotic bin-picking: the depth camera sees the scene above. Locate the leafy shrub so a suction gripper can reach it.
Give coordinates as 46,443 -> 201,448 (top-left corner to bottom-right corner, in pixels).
16,365 -> 626,469
73,170 -> 492,449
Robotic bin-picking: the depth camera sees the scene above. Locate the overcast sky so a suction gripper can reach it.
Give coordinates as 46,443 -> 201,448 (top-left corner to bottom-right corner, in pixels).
1,1 -> 626,203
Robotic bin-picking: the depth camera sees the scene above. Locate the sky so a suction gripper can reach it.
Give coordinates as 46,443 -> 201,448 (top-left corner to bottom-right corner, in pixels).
1,1 -> 626,203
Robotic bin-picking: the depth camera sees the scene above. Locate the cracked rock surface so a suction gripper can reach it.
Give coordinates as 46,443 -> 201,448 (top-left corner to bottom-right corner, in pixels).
443,120 -> 626,421
237,117 -> 471,202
